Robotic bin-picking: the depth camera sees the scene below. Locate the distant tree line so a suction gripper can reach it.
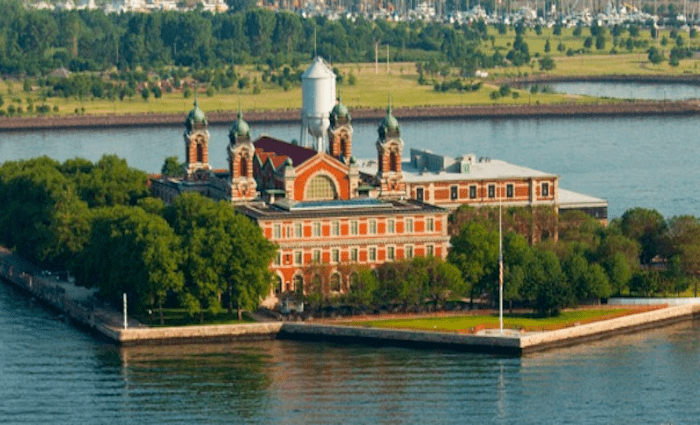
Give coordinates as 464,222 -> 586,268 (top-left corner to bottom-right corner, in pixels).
0,156 -> 275,322
0,0 -> 492,76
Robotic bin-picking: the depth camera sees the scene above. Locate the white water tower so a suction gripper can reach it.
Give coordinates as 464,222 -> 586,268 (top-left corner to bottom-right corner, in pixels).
300,57 -> 336,152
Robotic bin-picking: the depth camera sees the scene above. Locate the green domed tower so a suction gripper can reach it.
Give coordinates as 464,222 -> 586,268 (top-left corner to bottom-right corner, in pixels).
227,105 -> 258,204
327,96 -> 353,160
184,99 -> 211,178
375,100 -> 405,198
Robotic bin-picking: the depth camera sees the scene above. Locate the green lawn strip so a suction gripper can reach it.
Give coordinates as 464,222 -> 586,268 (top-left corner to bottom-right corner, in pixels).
134,308 -> 255,327
347,307 -> 661,333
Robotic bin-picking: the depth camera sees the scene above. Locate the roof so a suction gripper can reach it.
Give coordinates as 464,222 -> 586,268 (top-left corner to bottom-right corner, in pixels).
558,188 -> 608,208
301,56 -> 335,80
255,136 -> 317,167
236,198 -> 447,221
358,157 -> 558,183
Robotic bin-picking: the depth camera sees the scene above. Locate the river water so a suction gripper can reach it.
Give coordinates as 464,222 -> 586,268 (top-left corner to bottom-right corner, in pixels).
3,96 -> 700,423
2,114 -> 699,218
527,81 -> 700,101
2,281 -> 700,424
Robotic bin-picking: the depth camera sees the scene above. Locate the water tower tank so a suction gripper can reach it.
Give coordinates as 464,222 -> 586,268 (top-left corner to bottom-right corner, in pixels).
301,57 -> 336,151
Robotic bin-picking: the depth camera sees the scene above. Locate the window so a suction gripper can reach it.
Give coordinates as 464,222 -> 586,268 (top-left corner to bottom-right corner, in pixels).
294,251 -> 303,265
542,182 -> 550,197
331,221 -> 339,236
427,245 -> 434,256
332,248 -> 339,263
369,219 -> 377,235
387,219 -> 395,234
274,252 -> 281,266
387,246 -> 395,261
330,273 -> 341,292
275,275 -> 282,295
450,185 -> 458,200
416,187 -> 424,201
469,185 -> 477,199
294,275 -> 304,294
313,222 -> 321,237
426,218 -> 434,232
488,184 -> 495,198
406,218 -> 414,233
273,224 -> 281,239
369,247 -> 377,262
295,223 -> 302,238
350,220 -> 359,235
313,250 -> 321,263
285,226 -> 291,239
307,174 -> 337,200
406,245 -> 414,259
351,248 -> 359,262
507,184 -> 514,198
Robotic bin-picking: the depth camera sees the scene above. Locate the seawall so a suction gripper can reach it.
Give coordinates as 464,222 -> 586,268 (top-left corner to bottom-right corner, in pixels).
1,100 -> 699,131
2,246 -> 698,355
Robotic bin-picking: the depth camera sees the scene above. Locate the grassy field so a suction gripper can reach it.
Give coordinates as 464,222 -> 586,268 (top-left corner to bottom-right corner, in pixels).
134,308 -> 256,327
347,307 -> 662,333
3,25 -> 700,117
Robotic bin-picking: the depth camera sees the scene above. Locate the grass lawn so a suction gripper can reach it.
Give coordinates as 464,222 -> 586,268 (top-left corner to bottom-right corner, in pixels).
134,308 -> 256,327
347,307 -> 663,333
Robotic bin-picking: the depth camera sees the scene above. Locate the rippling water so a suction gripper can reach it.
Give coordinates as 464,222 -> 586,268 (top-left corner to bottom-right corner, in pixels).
2,282 -> 699,424
526,81 -> 700,101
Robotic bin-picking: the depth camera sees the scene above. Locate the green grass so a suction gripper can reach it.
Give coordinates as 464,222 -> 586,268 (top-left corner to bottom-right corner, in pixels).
134,308 -> 256,327
348,307 -> 659,333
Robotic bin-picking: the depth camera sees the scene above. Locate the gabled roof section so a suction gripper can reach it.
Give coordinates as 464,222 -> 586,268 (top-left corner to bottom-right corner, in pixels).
255,136 -> 318,167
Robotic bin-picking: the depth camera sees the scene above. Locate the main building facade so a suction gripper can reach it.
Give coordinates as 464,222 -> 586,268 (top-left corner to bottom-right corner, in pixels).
151,57 -> 607,305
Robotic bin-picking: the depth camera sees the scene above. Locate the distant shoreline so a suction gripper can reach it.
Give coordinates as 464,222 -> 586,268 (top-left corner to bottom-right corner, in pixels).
1,100 -> 699,131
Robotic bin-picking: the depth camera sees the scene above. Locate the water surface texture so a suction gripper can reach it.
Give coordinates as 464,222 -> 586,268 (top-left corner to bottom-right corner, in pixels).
2,115 -> 699,218
1,283 -> 700,424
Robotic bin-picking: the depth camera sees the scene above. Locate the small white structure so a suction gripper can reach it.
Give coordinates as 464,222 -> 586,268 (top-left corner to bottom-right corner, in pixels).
300,57 -> 336,152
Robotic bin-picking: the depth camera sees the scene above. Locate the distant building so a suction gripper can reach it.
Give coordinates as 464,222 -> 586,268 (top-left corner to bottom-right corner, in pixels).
151,56 -> 607,306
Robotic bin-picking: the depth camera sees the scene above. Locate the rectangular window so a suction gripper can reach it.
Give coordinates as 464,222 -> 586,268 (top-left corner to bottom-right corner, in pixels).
387,246 -> 395,261
542,182 -> 550,197
406,218 -> 414,233
369,219 -> 377,235
427,245 -> 434,256
469,185 -> 477,199
331,221 -> 339,236
332,248 -> 339,263
507,184 -> 514,198
313,222 -> 321,237
387,219 -> 395,234
295,223 -> 302,238
351,248 -> 359,262
406,245 -> 414,259
294,251 -> 302,265
450,185 -> 458,200
313,250 -> 321,263
416,187 -> 424,201
426,218 -> 434,232
274,252 -> 281,266
369,247 -> 377,262
488,184 -> 495,198
273,224 -> 281,239
350,220 -> 359,235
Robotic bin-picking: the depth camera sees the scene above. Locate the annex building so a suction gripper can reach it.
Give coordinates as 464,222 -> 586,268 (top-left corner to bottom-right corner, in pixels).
151,57 -> 607,305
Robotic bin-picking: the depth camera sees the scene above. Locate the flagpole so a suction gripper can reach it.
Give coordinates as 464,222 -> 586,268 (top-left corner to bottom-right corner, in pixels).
499,185 -> 503,335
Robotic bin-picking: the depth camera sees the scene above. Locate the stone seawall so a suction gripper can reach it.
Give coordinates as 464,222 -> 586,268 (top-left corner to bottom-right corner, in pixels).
1,100 -> 699,131
118,322 -> 284,346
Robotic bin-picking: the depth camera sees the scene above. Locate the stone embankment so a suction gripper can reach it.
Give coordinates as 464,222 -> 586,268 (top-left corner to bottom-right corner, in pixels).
1,100 -> 699,131
2,245 -> 699,354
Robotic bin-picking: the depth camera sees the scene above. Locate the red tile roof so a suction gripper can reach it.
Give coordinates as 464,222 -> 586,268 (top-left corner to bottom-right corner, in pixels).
255,136 -> 317,167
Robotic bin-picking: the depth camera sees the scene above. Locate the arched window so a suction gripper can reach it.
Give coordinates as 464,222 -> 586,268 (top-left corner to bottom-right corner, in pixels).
340,135 -> 348,156
240,156 -> 248,178
306,175 -> 337,200
196,142 -> 204,162
330,273 -> 341,292
294,275 -> 304,295
389,151 -> 397,172
275,275 -> 283,295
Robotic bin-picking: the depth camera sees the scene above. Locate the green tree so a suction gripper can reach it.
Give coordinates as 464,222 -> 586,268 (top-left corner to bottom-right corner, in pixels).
620,207 -> 666,264
648,46 -> 665,64
539,55 -> 555,71
161,155 -> 184,177
346,267 -> 379,310
522,250 -> 571,316
448,221 -> 498,307
70,155 -> 149,208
